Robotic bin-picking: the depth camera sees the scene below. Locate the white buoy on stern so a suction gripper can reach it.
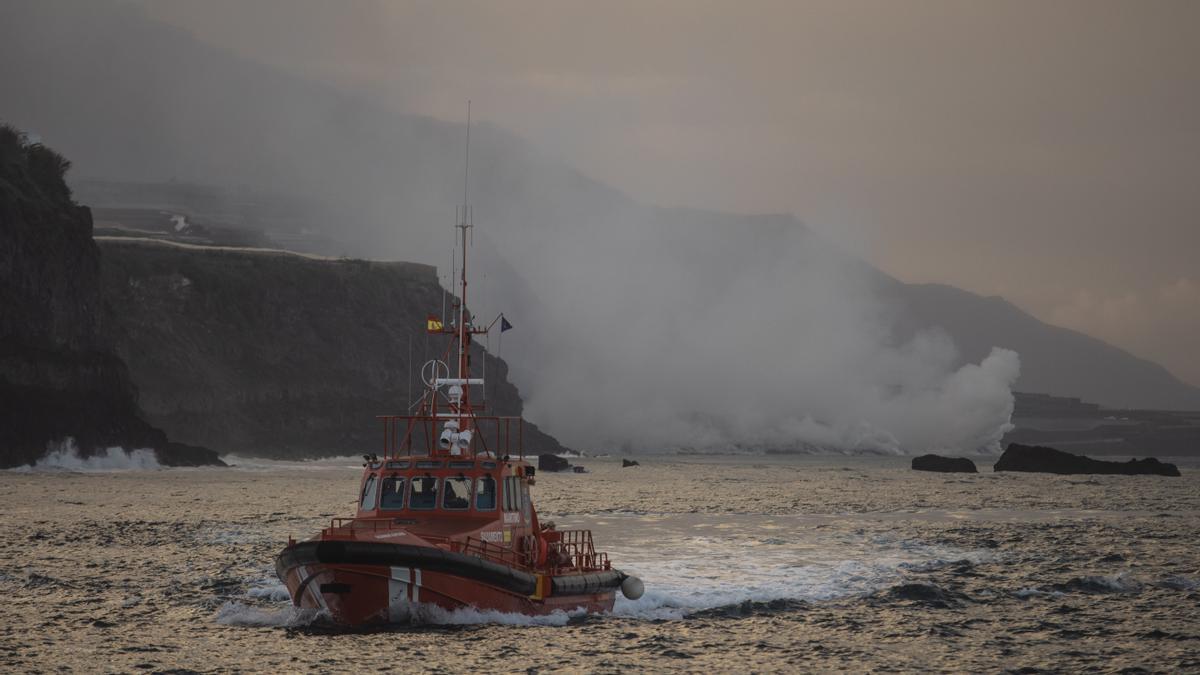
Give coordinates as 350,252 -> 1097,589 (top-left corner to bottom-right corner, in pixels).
620,575 -> 644,600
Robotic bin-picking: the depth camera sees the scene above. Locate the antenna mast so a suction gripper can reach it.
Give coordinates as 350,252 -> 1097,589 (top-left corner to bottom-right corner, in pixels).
456,102 -> 472,423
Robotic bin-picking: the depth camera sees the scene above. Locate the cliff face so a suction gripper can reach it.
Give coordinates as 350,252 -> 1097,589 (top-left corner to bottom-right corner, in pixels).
0,125 -> 220,467
97,238 -> 568,458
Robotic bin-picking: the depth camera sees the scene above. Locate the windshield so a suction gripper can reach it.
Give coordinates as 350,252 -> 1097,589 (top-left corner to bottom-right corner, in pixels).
409,475 -> 439,510
359,474 -> 378,510
443,476 -> 472,510
379,476 -> 406,510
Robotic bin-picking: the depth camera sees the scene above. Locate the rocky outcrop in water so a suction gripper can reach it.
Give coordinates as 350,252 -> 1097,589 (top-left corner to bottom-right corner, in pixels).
993,444 -> 1180,477
879,582 -> 971,609
911,454 -> 978,473
537,454 -> 570,472
0,125 -> 221,468
98,238 -> 569,458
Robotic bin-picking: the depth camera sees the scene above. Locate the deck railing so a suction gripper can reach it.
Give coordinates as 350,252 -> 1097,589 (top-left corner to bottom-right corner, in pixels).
377,414 -> 525,460
320,519 -> 611,574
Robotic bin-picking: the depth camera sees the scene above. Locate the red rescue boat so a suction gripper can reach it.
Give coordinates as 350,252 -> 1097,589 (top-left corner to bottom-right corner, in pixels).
276,113 -> 642,625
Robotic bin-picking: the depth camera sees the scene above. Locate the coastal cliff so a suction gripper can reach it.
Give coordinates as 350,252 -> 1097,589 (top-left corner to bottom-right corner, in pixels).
0,125 -> 221,467
97,238 -> 568,458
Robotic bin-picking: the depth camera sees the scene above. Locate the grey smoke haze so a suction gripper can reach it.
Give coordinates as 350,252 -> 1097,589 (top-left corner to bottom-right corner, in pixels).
15,0 -> 1151,453
131,0 -> 1200,388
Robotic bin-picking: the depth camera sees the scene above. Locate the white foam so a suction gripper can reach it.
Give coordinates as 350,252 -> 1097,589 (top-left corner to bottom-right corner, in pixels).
220,454 -> 364,471
10,439 -> 161,472
608,535 -> 997,620
214,600 -> 324,627
390,601 -> 583,626
245,582 -> 291,602
1073,572 -> 1143,593
1014,587 -> 1064,599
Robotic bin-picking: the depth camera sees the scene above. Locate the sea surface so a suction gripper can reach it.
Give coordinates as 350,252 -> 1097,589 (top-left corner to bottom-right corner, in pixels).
2,452 -> 1199,672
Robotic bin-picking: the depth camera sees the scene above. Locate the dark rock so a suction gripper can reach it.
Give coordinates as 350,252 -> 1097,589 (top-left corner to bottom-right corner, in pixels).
0,125 -> 221,468
537,454 -> 570,472
156,442 -> 226,468
622,459 -> 640,467
880,582 -> 970,608
98,239 -> 572,459
994,444 -> 1180,477
911,454 -> 977,473
571,465 -> 588,473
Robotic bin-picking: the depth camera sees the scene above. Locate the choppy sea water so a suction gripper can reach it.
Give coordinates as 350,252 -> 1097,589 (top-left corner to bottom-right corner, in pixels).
2,453 -> 1198,672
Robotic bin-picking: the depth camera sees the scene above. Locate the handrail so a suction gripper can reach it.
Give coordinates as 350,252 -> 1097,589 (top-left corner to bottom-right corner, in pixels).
377,414 -> 525,460
319,519 -> 612,574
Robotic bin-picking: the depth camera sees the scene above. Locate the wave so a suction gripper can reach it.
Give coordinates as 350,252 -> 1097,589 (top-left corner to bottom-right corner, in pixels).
608,534 -> 997,620
1157,575 -> 1198,591
214,601 -> 325,627
389,601 -> 584,626
1050,572 -> 1143,595
219,454 -> 367,470
9,439 -> 161,472
245,582 -> 291,602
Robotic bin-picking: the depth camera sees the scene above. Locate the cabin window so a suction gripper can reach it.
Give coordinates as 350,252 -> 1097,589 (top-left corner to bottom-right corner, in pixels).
379,476 -> 406,510
359,474 -> 378,510
443,476 -> 472,510
408,475 -> 440,510
475,475 -> 497,510
449,461 -> 474,469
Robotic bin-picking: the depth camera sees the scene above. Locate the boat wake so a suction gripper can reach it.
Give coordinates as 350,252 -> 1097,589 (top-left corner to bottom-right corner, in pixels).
217,533 -> 995,627
215,601 -> 326,628
610,538 -> 995,620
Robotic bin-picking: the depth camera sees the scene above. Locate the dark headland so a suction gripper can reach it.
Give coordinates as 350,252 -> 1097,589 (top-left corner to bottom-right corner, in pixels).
911,455 -> 978,473
1,124 -> 567,466
994,443 -> 1180,477
0,125 -> 221,468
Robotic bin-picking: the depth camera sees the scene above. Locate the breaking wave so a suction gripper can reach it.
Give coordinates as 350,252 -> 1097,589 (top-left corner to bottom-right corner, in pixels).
389,602 -> 584,626
220,454 -> 365,471
215,601 -> 325,627
245,582 -> 291,602
10,439 -> 161,472
611,541 -> 996,620
1049,572 -> 1143,595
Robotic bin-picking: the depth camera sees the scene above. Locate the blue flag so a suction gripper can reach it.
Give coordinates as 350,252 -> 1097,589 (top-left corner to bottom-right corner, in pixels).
500,315 -> 513,332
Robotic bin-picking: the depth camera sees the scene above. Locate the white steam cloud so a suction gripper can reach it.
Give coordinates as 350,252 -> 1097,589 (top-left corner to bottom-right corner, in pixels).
0,1 -> 1021,456
481,213 -> 1019,455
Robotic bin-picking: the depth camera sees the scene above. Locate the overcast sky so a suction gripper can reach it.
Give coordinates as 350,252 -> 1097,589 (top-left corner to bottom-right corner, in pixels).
139,0 -> 1199,385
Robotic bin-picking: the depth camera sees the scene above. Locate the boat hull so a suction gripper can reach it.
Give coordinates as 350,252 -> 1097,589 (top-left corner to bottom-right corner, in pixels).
276,541 -> 622,625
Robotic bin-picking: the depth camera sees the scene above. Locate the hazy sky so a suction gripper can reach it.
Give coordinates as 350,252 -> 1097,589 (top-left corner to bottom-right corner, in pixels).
138,0 -> 1199,385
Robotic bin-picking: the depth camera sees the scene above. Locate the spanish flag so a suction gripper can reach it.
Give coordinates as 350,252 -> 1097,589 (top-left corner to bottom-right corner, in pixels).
426,315 -> 443,332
